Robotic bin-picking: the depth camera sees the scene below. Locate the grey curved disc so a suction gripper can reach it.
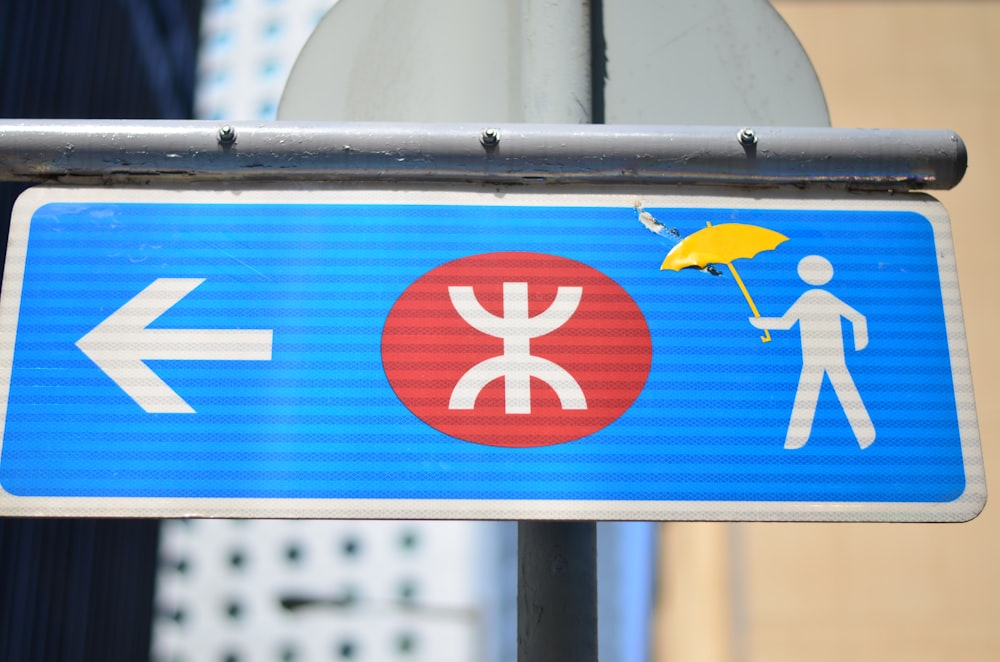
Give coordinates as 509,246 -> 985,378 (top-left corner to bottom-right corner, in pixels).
279,0 -> 828,127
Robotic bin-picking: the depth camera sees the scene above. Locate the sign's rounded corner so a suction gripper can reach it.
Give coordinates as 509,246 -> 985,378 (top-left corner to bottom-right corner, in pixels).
0,475 -> 25,503
10,185 -> 56,216
954,486 -> 988,523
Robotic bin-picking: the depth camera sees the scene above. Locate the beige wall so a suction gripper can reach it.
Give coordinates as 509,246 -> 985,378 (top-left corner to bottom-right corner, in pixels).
655,3 -> 1000,661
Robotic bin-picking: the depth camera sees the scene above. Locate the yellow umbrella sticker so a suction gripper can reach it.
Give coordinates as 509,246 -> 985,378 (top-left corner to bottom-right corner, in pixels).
660,222 -> 789,342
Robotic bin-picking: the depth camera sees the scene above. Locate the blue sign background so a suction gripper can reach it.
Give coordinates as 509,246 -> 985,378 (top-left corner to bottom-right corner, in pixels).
0,201 -> 967,502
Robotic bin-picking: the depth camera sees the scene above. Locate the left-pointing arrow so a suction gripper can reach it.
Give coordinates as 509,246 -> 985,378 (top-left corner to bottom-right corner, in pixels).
75,278 -> 273,414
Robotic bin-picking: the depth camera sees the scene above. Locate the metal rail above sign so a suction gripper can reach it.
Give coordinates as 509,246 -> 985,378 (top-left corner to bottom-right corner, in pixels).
0,184 -> 985,521
0,120 -> 967,190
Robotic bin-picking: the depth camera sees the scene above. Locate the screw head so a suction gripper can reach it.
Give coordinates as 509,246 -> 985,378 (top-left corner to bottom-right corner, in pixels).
218,125 -> 237,145
737,127 -> 757,146
480,128 -> 500,147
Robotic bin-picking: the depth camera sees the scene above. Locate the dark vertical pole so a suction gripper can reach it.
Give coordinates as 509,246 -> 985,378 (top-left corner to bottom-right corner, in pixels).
589,0 -> 606,125
517,521 -> 598,662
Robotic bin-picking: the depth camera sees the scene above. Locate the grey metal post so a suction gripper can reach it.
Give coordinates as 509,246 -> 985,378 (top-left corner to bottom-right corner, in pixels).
518,521 -> 598,661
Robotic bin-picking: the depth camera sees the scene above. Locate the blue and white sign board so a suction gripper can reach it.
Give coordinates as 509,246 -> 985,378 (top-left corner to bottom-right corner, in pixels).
0,186 -> 985,521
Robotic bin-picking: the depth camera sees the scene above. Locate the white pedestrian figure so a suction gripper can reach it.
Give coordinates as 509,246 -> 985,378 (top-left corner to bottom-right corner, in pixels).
749,255 -> 876,449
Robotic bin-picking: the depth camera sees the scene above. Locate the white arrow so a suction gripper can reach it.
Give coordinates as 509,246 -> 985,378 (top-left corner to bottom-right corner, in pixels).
75,278 -> 273,414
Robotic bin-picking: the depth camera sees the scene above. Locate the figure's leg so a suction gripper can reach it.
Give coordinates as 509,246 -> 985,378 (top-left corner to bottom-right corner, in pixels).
828,367 -> 876,448
786,364 -> 824,449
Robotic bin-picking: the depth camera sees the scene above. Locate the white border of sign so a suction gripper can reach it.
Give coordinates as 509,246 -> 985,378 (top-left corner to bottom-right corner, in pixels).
0,185 -> 986,521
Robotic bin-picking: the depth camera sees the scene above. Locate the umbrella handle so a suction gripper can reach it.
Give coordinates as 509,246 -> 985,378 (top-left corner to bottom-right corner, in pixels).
726,262 -> 772,343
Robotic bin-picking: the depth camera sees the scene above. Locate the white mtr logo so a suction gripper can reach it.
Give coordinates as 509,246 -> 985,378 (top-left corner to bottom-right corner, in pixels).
447,282 -> 587,414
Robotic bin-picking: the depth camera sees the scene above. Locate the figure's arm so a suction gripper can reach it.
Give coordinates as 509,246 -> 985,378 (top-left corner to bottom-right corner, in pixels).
749,301 -> 799,331
841,305 -> 868,351
748,316 -> 795,330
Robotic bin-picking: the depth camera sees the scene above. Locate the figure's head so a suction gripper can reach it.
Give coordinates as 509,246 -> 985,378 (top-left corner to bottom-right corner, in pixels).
798,255 -> 833,286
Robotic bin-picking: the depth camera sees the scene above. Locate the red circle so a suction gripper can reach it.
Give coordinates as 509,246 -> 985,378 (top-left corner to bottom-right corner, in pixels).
381,252 -> 652,447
